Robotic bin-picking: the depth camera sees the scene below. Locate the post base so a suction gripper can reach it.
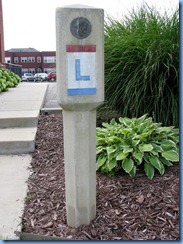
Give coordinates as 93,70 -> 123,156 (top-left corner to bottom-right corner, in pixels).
63,110 -> 96,227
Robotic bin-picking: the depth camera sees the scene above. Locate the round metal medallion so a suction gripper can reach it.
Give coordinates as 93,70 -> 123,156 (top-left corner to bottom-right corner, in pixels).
70,17 -> 92,39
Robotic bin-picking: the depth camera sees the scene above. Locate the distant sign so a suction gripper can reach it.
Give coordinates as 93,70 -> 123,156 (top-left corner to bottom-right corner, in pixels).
66,45 -> 96,95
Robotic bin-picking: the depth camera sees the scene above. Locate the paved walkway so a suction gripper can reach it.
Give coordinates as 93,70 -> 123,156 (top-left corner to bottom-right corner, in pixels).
0,155 -> 32,240
0,82 -> 47,111
0,82 -> 48,240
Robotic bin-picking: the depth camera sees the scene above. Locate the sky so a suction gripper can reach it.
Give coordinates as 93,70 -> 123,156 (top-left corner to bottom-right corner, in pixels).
2,0 -> 179,52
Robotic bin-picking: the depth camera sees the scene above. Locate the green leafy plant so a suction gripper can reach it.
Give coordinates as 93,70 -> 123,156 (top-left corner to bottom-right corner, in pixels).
0,68 -> 20,93
96,114 -> 179,179
104,4 -> 179,127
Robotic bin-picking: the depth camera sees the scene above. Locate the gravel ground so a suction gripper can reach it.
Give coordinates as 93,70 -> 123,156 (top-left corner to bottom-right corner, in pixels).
21,112 -> 179,240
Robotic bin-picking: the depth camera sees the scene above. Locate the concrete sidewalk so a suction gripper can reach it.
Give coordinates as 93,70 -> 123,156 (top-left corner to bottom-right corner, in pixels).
0,82 -> 48,240
0,155 -> 32,240
0,82 -> 47,111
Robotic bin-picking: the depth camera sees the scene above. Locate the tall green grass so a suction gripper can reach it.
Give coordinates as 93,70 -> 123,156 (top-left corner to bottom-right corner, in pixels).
104,4 -> 179,127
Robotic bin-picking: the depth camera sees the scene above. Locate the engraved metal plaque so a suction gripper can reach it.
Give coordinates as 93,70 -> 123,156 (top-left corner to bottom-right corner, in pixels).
70,17 -> 92,39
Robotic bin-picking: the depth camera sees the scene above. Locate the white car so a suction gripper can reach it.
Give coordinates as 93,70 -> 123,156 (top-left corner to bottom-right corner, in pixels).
34,73 -> 48,82
21,73 -> 34,82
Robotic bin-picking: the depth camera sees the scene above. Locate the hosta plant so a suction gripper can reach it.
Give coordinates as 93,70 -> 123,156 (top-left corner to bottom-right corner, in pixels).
0,68 -> 20,93
96,114 -> 179,179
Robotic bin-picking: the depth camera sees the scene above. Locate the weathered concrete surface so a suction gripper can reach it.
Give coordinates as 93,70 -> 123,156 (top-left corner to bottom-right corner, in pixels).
43,82 -> 60,109
0,110 -> 39,128
56,5 -> 104,227
0,82 -> 48,239
0,82 -> 47,154
0,82 -> 47,111
0,155 -> 31,240
63,110 -> 97,227
0,127 -> 37,154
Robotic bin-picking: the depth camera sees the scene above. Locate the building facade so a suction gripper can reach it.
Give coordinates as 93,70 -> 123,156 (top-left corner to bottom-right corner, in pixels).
0,0 -> 5,64
5,48 -> 56,74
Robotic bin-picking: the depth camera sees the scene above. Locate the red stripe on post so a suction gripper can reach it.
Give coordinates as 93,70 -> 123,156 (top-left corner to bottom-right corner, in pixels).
66,45 -> 96,52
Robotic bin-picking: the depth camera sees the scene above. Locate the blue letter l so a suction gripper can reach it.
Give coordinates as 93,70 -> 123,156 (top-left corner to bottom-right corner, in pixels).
75,59 -> 90,81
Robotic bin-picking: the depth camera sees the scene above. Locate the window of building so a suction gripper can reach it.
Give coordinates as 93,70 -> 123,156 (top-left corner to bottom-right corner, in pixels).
37,57 -> 41,63
28,57 -> 35,63
5,57 -> 11,63
29,68 -> 35,73
43,56 -> 56,63
14,57 -> 19,63
37,68 -> 42,73
21,57 -> 27,63
44,68 -> 56,73
22,68 -> 28,73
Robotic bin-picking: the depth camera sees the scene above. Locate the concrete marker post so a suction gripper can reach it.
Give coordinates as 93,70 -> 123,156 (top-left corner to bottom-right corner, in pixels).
56,4 -> 104,227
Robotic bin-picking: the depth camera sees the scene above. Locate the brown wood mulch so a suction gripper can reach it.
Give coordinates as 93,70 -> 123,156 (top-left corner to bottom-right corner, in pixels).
21,112 -> 179,240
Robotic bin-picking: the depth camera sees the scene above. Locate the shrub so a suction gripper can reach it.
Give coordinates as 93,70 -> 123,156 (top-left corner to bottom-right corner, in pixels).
104,4 -> 179,127
0,68 -> 20,92
96,114 -> 179,179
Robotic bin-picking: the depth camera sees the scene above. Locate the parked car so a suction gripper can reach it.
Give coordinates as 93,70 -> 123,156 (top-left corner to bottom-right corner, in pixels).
34,73 -> 48,82
47,71 -> 56,81
21,73 -> 34,82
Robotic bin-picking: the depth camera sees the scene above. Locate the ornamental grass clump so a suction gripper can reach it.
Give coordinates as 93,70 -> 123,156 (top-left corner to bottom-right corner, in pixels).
96,114 -> 179,179
104,4 -> 179,127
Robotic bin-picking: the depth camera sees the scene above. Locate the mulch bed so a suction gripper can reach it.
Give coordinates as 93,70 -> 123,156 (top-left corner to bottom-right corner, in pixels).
21,112 -> 179,240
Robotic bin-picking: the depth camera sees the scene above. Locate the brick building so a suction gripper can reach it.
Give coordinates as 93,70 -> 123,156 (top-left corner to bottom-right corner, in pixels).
5,48 -> 56,74
0,0 -> 5,64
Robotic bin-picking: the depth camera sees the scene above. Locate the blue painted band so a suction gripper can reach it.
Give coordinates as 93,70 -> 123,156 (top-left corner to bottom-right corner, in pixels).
68,88 -> 96,96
